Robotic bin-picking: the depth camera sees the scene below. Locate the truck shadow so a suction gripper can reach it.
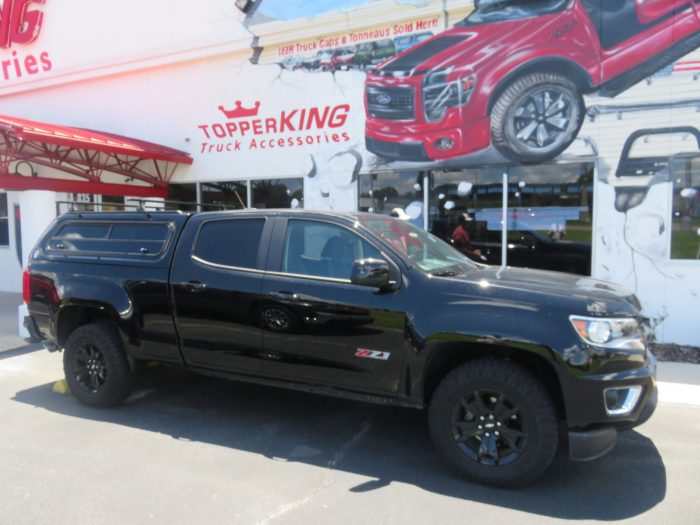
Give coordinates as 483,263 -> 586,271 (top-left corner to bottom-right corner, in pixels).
13,365 -> 666,520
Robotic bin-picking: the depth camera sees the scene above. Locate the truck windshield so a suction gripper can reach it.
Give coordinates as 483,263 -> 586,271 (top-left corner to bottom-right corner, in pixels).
357,215 -> 479,275
457,0 -> 570,26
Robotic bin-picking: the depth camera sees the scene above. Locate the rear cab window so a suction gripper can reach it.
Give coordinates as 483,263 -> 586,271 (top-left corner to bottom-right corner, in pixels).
47,220 -> 172,258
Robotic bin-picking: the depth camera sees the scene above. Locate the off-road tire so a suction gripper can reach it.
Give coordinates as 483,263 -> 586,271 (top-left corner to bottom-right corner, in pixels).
491,72 -> 585,163
429,358 -> 559,487
63,321 -> 134,408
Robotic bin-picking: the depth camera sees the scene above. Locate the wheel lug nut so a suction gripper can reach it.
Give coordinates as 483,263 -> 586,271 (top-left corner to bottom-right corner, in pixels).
479,416 -> 485,421
495,431 -> 500,436
485,432 -> 490,437
478,425 -> 483,430
497,422 -> 502,427
489,415 -> 494,420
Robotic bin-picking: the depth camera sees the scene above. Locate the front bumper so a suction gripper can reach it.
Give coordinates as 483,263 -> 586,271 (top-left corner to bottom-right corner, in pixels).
565,350 -> 658,461
365,115 -> 491,161
568,385 -> 658,461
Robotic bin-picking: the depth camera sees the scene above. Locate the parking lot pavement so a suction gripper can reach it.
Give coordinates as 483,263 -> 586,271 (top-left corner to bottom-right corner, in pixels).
0,308 -> 698,524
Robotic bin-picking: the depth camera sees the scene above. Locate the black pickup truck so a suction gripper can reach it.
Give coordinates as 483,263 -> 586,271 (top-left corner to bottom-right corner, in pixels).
24,210 -> 657,487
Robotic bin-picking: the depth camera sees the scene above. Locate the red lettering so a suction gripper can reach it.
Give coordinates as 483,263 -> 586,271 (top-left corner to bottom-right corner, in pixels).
265,118 -> 277,133
307,107 -> 329,130
23,52 -> 37,74
329,104 -> 349,128
0,0 -> 45,48
197,125 -> 212,139
211,124 -> 226,138
39,50 -> 50,70
279,110 -> 298,132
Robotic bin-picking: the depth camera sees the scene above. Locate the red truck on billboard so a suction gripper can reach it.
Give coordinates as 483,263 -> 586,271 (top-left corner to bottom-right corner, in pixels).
364,0 -> 700,163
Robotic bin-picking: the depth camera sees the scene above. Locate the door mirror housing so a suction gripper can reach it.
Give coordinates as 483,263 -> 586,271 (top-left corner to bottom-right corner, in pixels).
350,258 -> 393,289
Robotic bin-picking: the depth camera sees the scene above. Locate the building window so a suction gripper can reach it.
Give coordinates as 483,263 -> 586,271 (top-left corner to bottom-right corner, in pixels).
0,193 -> 8,246
671,155 -> 700,260
361,163 -> 594,275
358,171 -> 425,226
430,164 -> 593,274
168,183 -> 198,211
101,195 -> 125,212
252,178 -> 303,209
201,181 -> 247,211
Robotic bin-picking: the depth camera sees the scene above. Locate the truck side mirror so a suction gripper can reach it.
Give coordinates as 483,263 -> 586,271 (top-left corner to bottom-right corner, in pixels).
350,258 -> 392,289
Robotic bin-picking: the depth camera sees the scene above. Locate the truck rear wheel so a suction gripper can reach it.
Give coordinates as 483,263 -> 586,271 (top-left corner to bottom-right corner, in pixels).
63,321 -> 134,408
491,72 -> 584,163
428,358 -> 558,487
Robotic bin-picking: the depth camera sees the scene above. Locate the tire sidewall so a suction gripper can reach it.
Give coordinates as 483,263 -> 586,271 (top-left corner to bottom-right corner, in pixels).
63,323 -> 132,407
429,361 -> 558,487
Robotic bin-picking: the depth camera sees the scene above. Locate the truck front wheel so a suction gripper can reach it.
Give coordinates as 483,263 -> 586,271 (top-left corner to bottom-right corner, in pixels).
63,321 -> 134,408
490,72 -> 584,163
428,358 -> 559,487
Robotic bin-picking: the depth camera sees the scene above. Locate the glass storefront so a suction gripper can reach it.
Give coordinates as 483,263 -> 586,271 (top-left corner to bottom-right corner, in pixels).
252,178 -> 303,209
167,183 -> 198,211
359,163 -> 594,275
201,181 -> 247,211
671,155 -> 700,260
167,177 -> 304,212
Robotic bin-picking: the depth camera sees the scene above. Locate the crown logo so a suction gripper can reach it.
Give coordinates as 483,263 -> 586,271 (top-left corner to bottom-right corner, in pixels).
218,101 -> 261,119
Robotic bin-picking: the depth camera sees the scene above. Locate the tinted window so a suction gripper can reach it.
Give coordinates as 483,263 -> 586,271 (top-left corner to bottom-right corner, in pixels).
459,0 -> 569,25
282,220 -> 381,280
195,219 -> 265,269
111,223 -> 169,240
57,223 -> 110,239
49,221 -> 171,256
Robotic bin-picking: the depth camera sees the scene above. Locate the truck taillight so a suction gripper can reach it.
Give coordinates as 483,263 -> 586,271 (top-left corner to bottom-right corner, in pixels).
22,268 -> 30,304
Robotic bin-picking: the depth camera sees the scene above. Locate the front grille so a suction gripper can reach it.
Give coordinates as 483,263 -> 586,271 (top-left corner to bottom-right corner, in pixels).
366,86 -> 415,120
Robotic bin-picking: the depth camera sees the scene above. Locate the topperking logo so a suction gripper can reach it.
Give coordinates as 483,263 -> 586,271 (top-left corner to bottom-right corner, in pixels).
0,0 -> 52,82
197,100 -> 351,154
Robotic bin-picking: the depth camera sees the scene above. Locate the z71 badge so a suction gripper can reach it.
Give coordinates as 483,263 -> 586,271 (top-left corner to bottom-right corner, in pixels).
355,348 -> 390,360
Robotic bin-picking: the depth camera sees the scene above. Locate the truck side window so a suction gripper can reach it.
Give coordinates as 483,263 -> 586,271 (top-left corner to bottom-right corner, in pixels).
282,220 -> 381,280
49,221 -> 170,256
194,218 -> 265,269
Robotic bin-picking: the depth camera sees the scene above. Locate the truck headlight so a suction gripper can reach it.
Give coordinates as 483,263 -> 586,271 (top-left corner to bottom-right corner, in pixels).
569,316 -> 645,351
423,70 -> 476,122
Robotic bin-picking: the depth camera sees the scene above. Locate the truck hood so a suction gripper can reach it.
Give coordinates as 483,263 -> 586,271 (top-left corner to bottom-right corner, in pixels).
376,19 -> 557,75
441,266 -> 641,317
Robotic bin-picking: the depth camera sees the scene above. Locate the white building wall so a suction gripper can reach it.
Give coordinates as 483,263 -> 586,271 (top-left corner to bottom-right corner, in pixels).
0,192 -> 24,292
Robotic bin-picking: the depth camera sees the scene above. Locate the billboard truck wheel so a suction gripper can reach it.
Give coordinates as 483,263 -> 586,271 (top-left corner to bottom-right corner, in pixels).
490,72 -> 585,163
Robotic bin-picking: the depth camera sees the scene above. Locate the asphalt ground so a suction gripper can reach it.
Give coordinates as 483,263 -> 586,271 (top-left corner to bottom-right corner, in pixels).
1,291 -> 699,525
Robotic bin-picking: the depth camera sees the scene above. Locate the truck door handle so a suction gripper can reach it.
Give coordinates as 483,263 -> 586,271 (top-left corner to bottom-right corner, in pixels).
185,281 -> 207,292
270,291 -> 298,301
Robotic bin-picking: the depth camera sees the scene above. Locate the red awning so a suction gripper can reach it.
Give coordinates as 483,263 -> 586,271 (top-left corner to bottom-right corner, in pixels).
0,114 -> 193,198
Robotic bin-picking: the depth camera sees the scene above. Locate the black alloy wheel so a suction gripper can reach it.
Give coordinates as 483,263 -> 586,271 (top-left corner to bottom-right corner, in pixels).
72,344 -> 108,393
63,321 -> 134,408
451,389 -> 526,466
429,358 -> 559,487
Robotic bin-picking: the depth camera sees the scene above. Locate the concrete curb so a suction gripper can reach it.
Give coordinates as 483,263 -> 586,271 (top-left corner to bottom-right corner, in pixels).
657,362 -> 700,407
